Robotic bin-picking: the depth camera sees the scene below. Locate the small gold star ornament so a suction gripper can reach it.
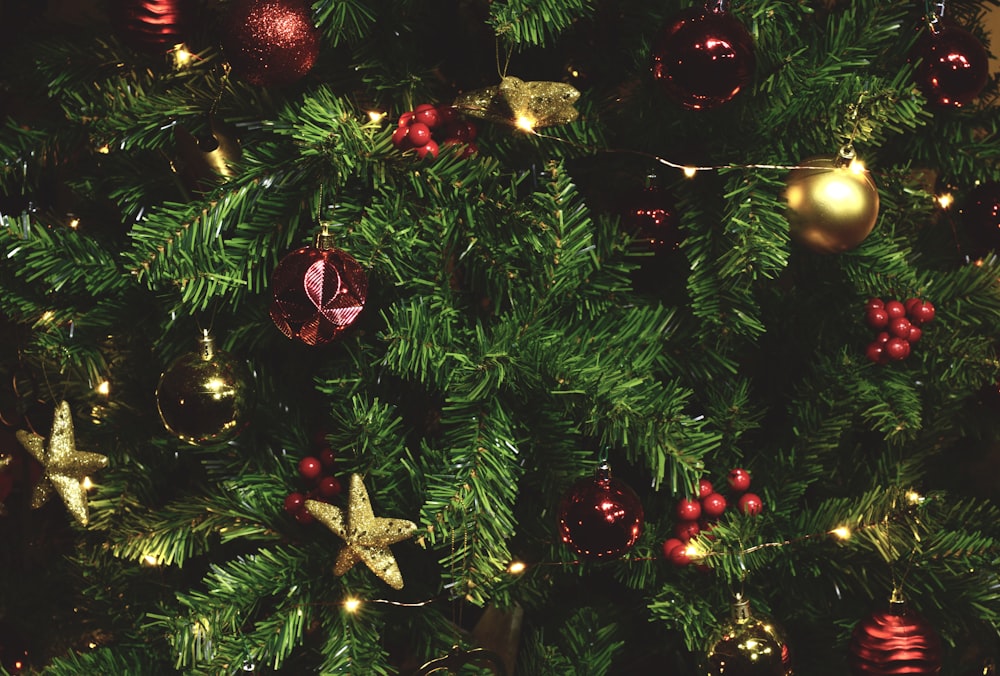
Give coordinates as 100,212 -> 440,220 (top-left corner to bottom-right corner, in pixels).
15,400 -> 107,526
306,474 -> 417,590
453,76 -> 581,130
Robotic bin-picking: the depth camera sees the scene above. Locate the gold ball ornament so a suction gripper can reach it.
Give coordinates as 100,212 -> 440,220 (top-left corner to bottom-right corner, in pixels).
701,595 -> 793,676
785,150 -> 879,254
156,331 -> 254,445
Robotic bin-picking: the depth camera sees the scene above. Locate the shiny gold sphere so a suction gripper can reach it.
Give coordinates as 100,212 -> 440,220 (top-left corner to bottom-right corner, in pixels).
156,335 -> 254,445
702,597 -> 793,676
785,154 -> 880,254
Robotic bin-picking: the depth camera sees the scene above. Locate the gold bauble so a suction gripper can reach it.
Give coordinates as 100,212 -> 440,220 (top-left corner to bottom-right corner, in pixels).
156,332 -> 254,445
702,595 -> 793,676
785,153 -> 879,254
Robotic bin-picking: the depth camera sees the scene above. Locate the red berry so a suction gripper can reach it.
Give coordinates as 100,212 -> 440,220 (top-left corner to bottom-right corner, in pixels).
413,103 -> 440,128
909,300 -> 935,325
298,456 -> 323,481
318,447 -> 336,468
675,519 -> 700,541
407,122 -> 432,147
865,307 -> 889,330
391,124 -> 411,148
436,104 -> 458,125
904,297 -> 921,314
283,492 -> 305,514
676,498 -> 702,521
885,300 -> 906,319
317,475 -> 341,498
701,492 -> 727,518
294,506 -> 315,524
662,537 -> 684,559
865,341 -> 884,363
889,317 -> 912,339
908,326 -> 922,343
727,468 -> 751,493
415,138 -> 439,159
461,120 -> 477,141
738,492 -> 763,515
885,337 -> 910,360
876,331 -> 891,344
669,542 -> 692,566
865,297 -> 884,311
697,479 -> 714,499
397,110 -> 414,127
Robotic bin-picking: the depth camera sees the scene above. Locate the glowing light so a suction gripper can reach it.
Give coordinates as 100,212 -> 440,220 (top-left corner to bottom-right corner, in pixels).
82,476 -> 94,490
683,166 -> 698,178
39,310 -> 55,323
367,110 -> 386,123
906,490 -> 924,505
96,380 -> 110,396
172,44 -> 194,69
516,115 -> 536,132
507,561 -> 527,575
937,193 -> 954,209
142,554 -> 159,566
96,144 -> 111,154
831,526 -> 852,540
848,158 -> 866,174
343,597 -> 362,613
68,216 -> 81,230
88,641 -> 98,649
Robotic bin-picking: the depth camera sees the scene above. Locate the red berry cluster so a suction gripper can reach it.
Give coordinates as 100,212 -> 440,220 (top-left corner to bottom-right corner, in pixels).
391,103 -> 478,159
661,468 -> 763,567
864,297 -> 935,364
283,438 -> 342,525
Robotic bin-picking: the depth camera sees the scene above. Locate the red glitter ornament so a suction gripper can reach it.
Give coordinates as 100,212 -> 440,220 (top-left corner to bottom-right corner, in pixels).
221,0 -> 320,87
270,227 -> 367,346
650,2 -> 755,110
848,595 -> 943,675
557,462 -> 644,560
110,0 -> 191,54
911,22 -> 989,109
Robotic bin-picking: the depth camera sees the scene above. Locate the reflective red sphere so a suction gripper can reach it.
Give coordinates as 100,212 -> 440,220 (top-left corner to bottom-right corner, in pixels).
557,466 -> 644,560
110,0 -> 191,54
221,0 -> 320,87
270,244 -> 367,346
651,7 -> 755,110
911,24 -> 989,109
848,604 -> 942,675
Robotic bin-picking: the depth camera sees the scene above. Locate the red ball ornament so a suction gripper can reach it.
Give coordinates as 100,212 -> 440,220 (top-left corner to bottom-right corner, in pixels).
622,185 -> 681,254
701,492 -> 727,518
676,497 -> 702,521
911,23 -> 989,109
848,598 -> 943,675
557,463 -> 644,560
283,491 -> 305,513
738,492 -> 763,515
962,181 -> 1000,256
650,4 -> 755,110
297,456 -> 322,481
221,0 -> 320,87
270,228 -> 367,346
109,0 -> 191,54
727,468 -> 751,493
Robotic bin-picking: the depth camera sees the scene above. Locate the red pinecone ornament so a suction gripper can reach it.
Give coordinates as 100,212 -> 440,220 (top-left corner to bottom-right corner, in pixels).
110,0 -> 192,54
270,228 -> 367,346
848,598 -> 942,675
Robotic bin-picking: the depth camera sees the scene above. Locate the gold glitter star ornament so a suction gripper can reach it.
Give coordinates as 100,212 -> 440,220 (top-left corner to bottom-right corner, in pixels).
453,76 -> 581,130
15,400 -> 108,526
306,474 -> 417,590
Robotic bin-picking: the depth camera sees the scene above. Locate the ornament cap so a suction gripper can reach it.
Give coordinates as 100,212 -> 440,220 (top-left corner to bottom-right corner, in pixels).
730,594 -> 753,622
889,587 -> 907,614
199,329 -> 215,361
315,223 -> 336,250
835,144 -> 856,168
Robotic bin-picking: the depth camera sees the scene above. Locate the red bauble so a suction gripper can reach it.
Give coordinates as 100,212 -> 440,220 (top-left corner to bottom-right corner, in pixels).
738,492 -> 763,515
961,181 -> 1000,256
676,497 -> 702,521
911,23 -> 989,109
297,456 -> 322,481
557,464 -> 644,560
270,232 -> 367,346
727,468 -> 751,493
221,0 -> 320,87
622,185 -> 681,254
650,5 -> 755,110
701,492 -> 727,518
109,0 -> 191,54
848,601 -> 943,675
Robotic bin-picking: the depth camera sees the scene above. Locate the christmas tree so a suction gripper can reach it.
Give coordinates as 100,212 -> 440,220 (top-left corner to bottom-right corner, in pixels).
2,0 -> 1000,673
